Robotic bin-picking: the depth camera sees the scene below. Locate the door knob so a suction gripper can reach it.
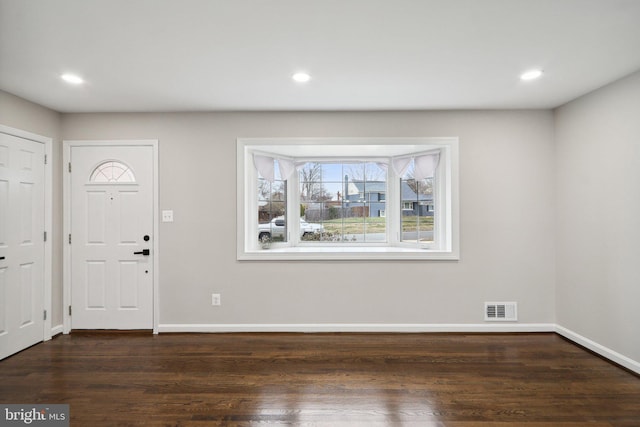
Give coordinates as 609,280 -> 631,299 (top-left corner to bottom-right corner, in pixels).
133,249 -> 150,256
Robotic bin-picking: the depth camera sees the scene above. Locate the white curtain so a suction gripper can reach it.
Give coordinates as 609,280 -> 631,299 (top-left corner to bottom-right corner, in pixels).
413,153 -> 440,180
257,152 -> 439,181
253,154 -> 296,182
391,157 -> 412,177
253,154 -> 275,182
277,158 -> 296,180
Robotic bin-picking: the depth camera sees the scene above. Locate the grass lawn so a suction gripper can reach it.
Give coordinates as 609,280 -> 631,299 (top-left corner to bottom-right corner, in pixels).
401,215 -> 434,232
317,216 -> 433,234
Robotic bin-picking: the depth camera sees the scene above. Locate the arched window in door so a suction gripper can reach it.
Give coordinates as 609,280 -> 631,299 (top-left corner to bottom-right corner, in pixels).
89,160 -> 136,183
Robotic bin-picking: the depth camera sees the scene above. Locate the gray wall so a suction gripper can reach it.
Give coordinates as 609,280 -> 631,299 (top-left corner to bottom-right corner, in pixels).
0,90 -> 63,326
62,110 -> 556,326
555,70 -> 640,362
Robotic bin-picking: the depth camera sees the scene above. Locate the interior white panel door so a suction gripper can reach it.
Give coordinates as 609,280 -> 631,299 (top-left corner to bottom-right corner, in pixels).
70,145 -> 153,329
0,133 -> 45,360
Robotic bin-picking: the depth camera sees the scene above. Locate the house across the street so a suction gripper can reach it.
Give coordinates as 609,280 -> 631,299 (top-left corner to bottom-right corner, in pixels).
345,181 -> 434,218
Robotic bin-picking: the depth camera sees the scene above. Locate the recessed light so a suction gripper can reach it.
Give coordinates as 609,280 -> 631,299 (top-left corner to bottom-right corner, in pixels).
520,69 -> 543,81
292,72 -> 311,83
61,73 -> 84,84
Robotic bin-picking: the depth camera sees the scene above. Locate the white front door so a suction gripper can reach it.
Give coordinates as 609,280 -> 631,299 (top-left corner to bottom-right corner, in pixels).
70,145 -> 154,329
0,133 -> 45,359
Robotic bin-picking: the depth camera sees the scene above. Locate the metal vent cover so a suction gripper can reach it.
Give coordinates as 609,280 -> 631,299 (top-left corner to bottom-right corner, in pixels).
485,302 -> 518,321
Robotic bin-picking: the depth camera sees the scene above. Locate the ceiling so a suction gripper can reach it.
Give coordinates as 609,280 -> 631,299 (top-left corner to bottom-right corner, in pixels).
1,0 -> 640,113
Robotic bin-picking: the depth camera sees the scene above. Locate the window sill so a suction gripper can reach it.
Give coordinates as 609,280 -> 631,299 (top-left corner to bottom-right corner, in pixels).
238,246 -> 459,261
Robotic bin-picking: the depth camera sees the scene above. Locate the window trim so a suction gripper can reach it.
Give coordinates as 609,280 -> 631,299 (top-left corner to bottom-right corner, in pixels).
237,138 -> 459,261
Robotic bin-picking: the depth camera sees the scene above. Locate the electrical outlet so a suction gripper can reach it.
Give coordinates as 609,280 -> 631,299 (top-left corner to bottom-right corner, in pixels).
211,293 -> 221,306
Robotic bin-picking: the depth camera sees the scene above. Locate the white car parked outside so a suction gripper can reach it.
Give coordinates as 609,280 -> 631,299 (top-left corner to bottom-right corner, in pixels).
258,217 -> 324,240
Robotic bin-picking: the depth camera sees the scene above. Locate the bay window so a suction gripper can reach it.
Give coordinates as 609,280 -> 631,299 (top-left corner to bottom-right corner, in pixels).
237,138 -> 459,260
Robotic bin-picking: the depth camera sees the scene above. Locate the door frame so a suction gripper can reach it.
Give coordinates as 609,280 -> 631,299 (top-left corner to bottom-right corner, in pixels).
0,124 -> 53,342
63,140 -> 159,334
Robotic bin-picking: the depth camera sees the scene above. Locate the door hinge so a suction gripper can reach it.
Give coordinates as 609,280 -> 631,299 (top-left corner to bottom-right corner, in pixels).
68,162 -> 71,173
68,306 -> 72,316
68,234 -> 71,244
44,154 -> 47,165
44,310 -> 47,320
44,231 -> 47,242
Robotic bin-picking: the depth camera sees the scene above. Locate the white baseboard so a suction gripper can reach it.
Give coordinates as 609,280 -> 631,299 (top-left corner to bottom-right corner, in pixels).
51,324 -> 64,337
158,323 -> 556,333
555,325 -> 640,375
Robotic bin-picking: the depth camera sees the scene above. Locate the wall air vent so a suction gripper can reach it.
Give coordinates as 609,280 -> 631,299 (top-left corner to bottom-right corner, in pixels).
484,302 -> 518,321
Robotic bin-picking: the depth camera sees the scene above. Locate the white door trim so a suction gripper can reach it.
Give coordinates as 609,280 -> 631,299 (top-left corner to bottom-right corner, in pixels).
63,140 -> 159,334
0,124 -> 53,341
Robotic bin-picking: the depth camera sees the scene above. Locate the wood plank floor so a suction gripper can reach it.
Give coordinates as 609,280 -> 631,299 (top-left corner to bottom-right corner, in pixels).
1,332 -> 639,426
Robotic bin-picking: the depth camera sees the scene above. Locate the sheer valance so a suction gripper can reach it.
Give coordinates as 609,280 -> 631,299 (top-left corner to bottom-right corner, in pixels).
253,154 -> 296,182
391,153 -> 440,180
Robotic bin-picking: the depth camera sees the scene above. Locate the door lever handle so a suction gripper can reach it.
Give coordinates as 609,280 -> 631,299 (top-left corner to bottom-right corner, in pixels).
0,256 -> 4,260
133,249 -> 150,256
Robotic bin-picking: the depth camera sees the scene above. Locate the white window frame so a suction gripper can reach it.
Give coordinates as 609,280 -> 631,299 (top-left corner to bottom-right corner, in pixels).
237,138 -> 459,261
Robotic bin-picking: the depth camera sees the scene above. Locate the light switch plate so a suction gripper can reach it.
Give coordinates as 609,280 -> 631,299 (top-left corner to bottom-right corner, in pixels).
162,210 -> 174,222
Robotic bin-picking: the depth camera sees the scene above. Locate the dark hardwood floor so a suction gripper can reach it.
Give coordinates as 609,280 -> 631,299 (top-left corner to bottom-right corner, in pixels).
1,332 -> 639,426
